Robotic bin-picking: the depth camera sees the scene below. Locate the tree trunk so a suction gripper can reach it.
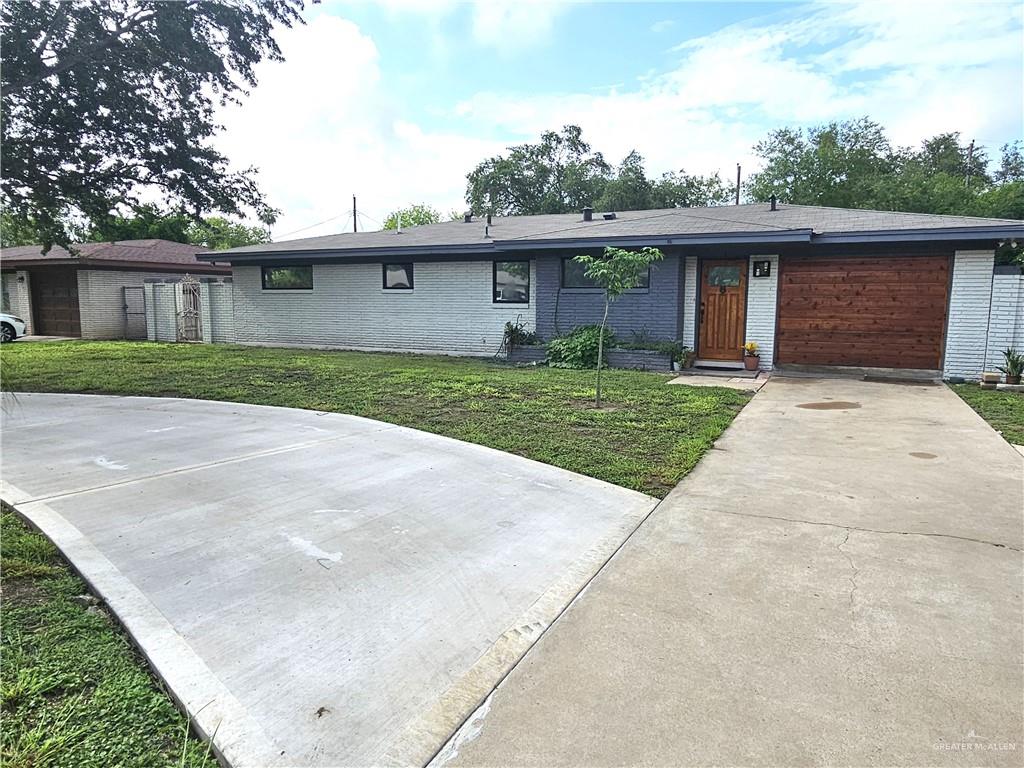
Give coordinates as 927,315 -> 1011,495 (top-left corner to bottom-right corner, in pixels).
596,296 -> 609,407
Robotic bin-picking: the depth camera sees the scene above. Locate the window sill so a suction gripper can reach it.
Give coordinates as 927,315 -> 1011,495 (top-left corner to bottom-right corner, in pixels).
381,289 -> 415,294
559,288 -> 650,295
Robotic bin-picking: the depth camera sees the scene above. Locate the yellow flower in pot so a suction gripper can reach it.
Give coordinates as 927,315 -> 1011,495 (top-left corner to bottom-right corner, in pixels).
743,341 -> 760,371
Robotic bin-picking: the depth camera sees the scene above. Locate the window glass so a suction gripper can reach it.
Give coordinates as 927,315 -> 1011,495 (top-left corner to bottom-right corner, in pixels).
494,261 -> 530,303
707,265 -> 742,287
261,266 -> 313,290
383,263 -> 413,289
561,257 -> 649,289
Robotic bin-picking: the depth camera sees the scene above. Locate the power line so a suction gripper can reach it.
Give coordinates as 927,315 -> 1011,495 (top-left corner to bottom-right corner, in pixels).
272,211 -> 350,240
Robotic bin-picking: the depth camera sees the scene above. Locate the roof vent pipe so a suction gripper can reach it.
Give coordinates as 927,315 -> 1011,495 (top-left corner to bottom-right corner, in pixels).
464,213 -> 473,223
484,224 -> 490,238
769,194 -> 778,212
602,212 -> 616,220
582,206 -> 593,222
486,213 -> 492,225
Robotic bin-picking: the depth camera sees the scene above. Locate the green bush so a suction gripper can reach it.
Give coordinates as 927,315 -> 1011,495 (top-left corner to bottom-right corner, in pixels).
546,325 -> 616,369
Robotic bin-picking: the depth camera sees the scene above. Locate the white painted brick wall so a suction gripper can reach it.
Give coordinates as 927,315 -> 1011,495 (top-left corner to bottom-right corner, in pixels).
681,255 -> 698,349
231,261 -> 537,355
744,255 -> 779,370
2,271 -> 32,332
144,283 -> 179,341
943,250 -> 995,379
209,282 -> 235,343
984,271 -> 1024,370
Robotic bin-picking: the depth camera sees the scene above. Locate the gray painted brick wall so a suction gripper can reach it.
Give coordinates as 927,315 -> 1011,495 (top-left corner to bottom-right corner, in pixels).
535,254 -> 681,342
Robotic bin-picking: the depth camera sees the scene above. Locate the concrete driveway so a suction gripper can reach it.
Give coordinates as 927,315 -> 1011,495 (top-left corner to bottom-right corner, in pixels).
440,378 -> 1023,767
0,393 -> 658,768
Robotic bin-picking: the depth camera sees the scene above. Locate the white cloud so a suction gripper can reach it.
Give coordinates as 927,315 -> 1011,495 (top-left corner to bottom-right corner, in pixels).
650,19 -> 674,34
470,1 -> 568,54
216,15 -> 502,238
217,0 -> 1023,240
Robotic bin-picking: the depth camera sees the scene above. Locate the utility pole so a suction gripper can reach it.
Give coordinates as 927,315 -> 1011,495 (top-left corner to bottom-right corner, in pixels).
965,140 -> 975,189
735,164 -> 741,205
352,195 -> 358,232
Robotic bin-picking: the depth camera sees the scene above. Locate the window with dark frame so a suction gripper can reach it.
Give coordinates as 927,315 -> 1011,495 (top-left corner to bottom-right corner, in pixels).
561,257 -> 649,289
261,265 -> 313,290
382,263 -> 414,290
493,261 -> 530,303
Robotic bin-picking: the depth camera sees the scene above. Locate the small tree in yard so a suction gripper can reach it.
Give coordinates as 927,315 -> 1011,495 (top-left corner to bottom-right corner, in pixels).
573,246 -> 664,406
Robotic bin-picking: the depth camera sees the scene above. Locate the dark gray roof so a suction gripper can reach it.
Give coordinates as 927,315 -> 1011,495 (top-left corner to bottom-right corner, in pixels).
202,203 -> 1024,260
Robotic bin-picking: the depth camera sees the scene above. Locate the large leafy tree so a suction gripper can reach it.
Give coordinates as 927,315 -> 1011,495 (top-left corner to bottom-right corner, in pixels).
467,129 -> 738,216
465,125 -> 611,215
85,204 -> 269,250
382,204 -> 442,230
1,0 -> 306,251
747,118 -> 1021,219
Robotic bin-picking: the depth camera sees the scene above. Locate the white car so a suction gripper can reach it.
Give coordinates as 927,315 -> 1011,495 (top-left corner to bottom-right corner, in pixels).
0,312 -> 27,343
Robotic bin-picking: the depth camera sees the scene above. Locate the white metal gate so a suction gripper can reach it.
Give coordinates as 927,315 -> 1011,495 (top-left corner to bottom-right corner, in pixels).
175,275 -> 203,342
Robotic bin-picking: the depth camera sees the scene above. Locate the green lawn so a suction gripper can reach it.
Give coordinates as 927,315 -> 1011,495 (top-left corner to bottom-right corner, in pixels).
0,341 -> 750,497
950,384 -> 1024,445
0,508 -> 217,768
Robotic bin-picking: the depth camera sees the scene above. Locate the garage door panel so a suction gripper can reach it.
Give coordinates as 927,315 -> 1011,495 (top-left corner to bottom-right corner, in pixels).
778,318 -> 945,333
781,283 -> 950,298
777,254 -> 950,369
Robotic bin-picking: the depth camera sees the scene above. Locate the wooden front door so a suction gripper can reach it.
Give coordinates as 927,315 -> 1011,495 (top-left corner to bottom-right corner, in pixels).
30,268 -> 81,336
698,260 -> 747,361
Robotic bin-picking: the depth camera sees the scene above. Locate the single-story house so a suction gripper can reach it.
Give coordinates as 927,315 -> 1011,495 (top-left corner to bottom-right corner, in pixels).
195,203 -> 1024,379
1,239 -> 229,338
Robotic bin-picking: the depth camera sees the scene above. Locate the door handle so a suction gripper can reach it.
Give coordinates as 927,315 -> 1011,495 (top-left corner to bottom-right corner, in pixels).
700,303 -> 705,322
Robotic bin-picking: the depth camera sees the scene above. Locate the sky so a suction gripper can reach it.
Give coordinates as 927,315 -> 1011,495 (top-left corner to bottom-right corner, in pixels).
213,0 -> 1024,240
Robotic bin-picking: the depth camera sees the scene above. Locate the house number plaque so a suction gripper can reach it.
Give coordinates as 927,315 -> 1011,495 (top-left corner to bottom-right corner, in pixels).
752,260 -> 771,277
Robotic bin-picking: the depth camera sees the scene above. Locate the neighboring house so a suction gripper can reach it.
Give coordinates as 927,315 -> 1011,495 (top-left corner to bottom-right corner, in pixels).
195,203 -> 1024,379
1,239 -> 229,338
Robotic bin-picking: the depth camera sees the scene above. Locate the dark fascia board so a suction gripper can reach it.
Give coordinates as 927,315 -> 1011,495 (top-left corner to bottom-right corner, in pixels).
197,242 -> 496,262
813,225 -> 1023,244
207,229 -> 815,263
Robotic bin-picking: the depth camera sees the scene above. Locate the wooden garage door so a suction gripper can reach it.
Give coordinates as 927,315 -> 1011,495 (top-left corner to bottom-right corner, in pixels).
776,255 -> 950,370
30,268 -> 81,337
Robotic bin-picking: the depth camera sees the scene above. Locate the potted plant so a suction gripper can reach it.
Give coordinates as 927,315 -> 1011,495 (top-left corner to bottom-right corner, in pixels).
743,341 -> 760,371
998,347 -> 1024,385
681,346 -> 696,369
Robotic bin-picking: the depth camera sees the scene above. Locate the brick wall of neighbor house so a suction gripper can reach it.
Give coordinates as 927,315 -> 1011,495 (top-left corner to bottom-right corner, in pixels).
984,269 -> 1024,371
943,250 -> 997,379
77,269 -> 188,339
1,271 -> 32,332
534,254 -> 681,341
231,261 -> 536,355
744,254 -> 780,370
681,256 -> 698,349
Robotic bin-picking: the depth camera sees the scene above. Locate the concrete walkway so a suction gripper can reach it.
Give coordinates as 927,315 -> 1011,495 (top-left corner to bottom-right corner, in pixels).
0,393 -> 658,768
441,378 -> 1024,767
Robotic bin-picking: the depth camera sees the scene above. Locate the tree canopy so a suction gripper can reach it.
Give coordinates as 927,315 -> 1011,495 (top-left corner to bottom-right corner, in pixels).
747,118 -> 1023,220
1,0 -> 306,251
465,126 -> 735,216
84,205 -> 270,250
382,204 -> 443,230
